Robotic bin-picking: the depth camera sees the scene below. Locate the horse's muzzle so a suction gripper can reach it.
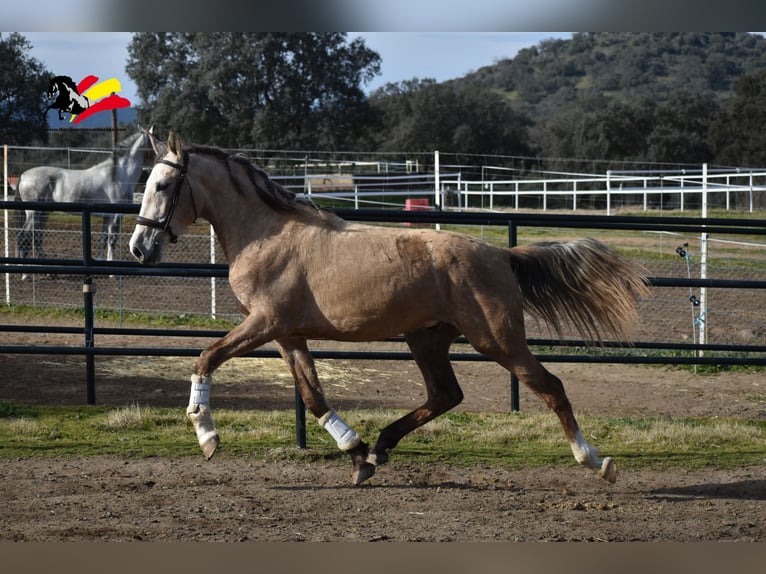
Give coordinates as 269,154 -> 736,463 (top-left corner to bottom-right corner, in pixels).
130,243 -> 148,263
128,231 -> 161,264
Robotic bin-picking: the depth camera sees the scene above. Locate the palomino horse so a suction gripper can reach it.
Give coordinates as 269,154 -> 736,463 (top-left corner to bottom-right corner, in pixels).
16,127 -> 155,271
130,131 -> 649,486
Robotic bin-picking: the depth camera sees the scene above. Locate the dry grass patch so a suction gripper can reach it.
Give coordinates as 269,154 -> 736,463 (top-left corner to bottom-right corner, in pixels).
0,417 -> 42,436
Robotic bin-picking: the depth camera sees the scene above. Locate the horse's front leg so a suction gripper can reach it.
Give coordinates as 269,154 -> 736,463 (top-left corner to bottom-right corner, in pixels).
275,337 -> 372,485
105,216 -> 116,262
187,313 -> 277,459
103,215 -> 121,278
186,374 -> 218,459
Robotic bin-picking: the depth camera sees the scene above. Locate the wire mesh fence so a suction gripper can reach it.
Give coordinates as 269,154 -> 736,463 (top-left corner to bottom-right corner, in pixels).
2,211 -> 764,352
2,142 -> 765,353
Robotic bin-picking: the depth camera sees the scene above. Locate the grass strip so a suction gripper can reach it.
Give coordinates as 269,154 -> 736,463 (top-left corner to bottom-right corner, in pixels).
1,402 -> 763,471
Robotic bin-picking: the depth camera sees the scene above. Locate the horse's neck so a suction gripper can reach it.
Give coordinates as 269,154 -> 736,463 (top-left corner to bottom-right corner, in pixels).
112,139 -> 146,197
205,194 -> 322,266
204,201 -> 276,264
193,152 -> 339,263
116,152 -> 143,181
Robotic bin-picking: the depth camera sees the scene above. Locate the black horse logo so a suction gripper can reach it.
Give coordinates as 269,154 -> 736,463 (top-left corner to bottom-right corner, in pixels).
44,76 -> 91,120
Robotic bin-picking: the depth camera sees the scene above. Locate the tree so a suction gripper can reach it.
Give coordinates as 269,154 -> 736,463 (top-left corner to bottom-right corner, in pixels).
646,90 -> 719,164
533,94 -> 653,167
369,80 -> 533,156
126,33 -> 381,150
710,69 -> 766,167
0,33 -> 50,145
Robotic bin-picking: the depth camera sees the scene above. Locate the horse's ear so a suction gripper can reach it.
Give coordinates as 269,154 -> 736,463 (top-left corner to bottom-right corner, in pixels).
146,128 -> 166,157
167,131 -> 183,157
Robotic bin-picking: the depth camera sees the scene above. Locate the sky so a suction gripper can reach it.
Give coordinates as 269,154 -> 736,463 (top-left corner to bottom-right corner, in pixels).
19,32 -> 572,109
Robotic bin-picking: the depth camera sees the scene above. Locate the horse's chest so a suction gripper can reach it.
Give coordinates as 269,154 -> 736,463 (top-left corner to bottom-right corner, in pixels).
228,252 -> 297,300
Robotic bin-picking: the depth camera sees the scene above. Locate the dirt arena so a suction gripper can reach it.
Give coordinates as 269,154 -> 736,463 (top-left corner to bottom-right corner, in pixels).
0,323 -> 764,541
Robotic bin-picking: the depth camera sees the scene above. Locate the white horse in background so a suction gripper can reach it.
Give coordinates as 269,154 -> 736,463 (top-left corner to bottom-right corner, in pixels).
16,127 -> 155,271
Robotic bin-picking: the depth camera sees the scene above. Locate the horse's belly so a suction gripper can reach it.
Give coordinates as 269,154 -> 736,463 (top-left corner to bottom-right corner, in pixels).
300,230 -> 454,338
309,277 -> 446,340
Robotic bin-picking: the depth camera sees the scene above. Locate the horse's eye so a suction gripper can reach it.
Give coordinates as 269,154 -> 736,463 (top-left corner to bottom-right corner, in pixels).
155,181 -> 170,192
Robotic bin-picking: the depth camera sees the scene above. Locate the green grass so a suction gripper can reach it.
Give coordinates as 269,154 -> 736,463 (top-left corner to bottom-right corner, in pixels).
1,402 -> 763,471
0,303 -> 238,330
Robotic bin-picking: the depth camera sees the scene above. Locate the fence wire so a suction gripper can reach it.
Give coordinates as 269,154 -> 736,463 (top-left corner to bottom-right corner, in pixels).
2,213 -> 764,352
3,143 -> 765,355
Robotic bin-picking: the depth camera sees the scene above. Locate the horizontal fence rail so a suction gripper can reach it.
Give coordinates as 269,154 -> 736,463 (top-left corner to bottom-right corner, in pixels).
1,200 -> 765,445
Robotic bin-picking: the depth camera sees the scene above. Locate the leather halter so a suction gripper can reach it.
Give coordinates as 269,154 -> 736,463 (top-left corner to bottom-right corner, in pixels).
134,151 -> 197,243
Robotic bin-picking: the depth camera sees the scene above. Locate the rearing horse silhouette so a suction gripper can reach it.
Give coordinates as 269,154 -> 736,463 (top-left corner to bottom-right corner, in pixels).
43,76 -> 90,121
130,130 -> 650,486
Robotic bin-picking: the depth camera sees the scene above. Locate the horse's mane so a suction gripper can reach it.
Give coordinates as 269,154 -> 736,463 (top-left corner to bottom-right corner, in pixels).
117,130 -> 143,149
52,76 -> 78,91
184,144 -> 343,227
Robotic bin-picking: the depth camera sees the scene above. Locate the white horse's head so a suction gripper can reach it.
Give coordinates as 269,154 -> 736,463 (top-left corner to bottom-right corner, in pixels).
129,130 -> 197,263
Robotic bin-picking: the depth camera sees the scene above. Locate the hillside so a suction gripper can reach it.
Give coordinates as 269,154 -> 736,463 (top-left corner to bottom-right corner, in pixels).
382,32 -> 763,168
47,106 -> 138,130
457,32 -> 766,120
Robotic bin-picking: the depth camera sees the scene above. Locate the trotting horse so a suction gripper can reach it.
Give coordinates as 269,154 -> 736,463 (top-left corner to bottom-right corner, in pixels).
16,127 -> 155,274
129,131 -> 649,486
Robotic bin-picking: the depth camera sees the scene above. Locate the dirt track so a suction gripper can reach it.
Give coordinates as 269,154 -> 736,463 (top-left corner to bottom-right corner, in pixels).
0,325 -> 764,541
1,455 -> 763,542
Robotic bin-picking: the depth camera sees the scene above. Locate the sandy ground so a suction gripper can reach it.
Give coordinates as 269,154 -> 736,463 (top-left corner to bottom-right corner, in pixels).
0,322 -> 764,541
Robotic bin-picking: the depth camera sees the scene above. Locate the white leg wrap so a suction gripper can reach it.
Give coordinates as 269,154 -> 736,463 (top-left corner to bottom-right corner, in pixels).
570,429 -> 617,483
189,374 -> 211,406
571,430 -> 601,469
187,374 -> 218,459
187,404 -> 218,444
318,409 -> 361,451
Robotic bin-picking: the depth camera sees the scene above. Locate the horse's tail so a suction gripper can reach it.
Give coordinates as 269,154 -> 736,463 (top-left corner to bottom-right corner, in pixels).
507,238 -> 650,343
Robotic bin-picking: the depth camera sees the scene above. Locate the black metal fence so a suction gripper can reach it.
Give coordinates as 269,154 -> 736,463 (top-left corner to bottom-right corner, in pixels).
1,200 -> 765,445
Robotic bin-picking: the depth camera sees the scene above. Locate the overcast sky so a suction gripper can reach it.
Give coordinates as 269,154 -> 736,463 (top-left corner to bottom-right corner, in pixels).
19,32 -> 572,108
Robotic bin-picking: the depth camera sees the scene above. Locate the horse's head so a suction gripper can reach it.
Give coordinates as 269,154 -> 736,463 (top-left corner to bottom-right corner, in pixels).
46,77 -> 62,99
48,76 -> 77,99
129,130 -> 197,264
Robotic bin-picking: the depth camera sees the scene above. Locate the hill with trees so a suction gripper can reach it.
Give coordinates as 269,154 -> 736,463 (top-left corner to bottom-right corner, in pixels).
462,33 -> 766,111
419,32 -> 766,169
6,32 -> 766,171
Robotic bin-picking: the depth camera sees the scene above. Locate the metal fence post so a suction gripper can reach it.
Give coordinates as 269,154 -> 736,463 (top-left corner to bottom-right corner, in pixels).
3,144 -> 9,306
508,220 -> 520,412
82,209 -> 96,405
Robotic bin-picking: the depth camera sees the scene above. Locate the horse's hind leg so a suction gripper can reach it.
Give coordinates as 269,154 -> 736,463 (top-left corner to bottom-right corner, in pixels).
275,337 -> 371,485
32,211 -> 47,258
475,334 -> 616,483
361,323 -> 464,484
516,351 -> 615,482
18,211 -> 46,280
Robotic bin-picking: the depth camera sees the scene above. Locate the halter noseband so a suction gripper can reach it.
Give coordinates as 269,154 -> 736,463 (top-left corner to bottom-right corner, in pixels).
134,151 -> 198,243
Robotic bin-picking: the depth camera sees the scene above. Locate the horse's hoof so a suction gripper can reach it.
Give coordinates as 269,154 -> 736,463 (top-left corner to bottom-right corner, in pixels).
366,450 -> 388,467
599,457 -> 617,483
352,462 -> 376,486
200,434 -> 219,460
